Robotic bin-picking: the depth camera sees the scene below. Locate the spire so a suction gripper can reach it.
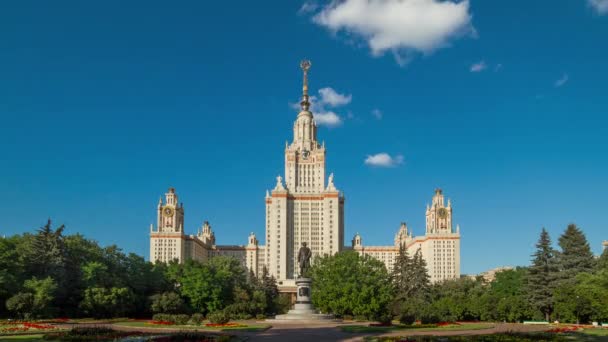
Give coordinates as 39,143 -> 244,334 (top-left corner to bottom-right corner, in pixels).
300,59 -> 311,111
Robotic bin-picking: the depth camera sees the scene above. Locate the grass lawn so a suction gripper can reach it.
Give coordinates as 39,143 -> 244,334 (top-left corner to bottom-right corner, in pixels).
342,322 -> 494,333
114,320 -> 271,332
0,335 -> 43,341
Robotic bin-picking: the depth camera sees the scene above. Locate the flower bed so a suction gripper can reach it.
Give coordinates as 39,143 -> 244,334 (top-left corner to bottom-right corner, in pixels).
547,325 -> 580,333
0,321 -> 57,335
205,322 -> 245,328
437,321 -> 461,327
150,320 -> 175,326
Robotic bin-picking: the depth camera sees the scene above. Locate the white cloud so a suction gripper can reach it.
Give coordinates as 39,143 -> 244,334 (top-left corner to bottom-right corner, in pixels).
470,61 -> 486,72
318,87 -> 352,106
372,108 -> 383,120
299,1 -> 319,15
589,0 -> 608,14
314,111 -> 342,126
554,74 -> 569,87
310,0 -> 474,65
290,87 -> 352,127
364,153 -> 404,167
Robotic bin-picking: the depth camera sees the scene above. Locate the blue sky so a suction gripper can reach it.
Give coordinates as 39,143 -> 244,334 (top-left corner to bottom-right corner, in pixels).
1,0 -> 607,274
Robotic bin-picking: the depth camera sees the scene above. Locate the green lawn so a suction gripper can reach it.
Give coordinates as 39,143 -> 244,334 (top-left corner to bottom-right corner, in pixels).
0,335 -> 43,341
114,320 -> 271,332
342,322 -> 494,333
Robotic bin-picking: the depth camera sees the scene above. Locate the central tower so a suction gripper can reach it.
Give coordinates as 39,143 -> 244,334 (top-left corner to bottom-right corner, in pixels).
265,60 -> 345,283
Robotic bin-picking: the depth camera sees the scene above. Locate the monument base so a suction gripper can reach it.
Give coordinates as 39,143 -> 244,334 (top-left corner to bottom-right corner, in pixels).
269,277 -> 337,322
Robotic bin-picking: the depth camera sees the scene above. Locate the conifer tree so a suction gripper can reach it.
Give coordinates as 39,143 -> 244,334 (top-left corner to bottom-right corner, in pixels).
527,228 -> 558,321
411,248 -> 431,297
392,244 -> 413,299
557,224 -> 595,280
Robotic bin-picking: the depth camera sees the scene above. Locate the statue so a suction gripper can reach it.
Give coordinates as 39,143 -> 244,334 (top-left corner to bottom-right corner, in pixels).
297,242 -> 312,277
328,173 -> 334,185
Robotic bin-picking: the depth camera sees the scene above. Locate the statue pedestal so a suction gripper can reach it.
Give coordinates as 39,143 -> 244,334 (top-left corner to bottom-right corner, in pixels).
272,278 -> 336,322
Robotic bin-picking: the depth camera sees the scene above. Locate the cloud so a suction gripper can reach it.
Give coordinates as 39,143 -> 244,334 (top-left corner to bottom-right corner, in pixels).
554,74 -> 569,87
314,111 -> 342,126
290,87 -> 352,127
298,1 -> 319,15
371,108 -> 383,120
310,0 -> 474,65
589,0 -> 608,14
318,87 -> 352,106
364,153 -> 404,167
469,61 -> 486,72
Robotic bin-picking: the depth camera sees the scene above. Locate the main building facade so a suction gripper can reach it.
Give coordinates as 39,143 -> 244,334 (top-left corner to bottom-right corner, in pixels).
149,61 -> 460,286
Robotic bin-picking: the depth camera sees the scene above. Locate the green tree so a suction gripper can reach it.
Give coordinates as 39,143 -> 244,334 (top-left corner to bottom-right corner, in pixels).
80,287 -> 135,318
391,246 -> 431,324
527,228 -> 559,321
150,292 -> 185,314
23,276 -> 57,317
557,224 -> 595,281
24,220 -> 66,280
480,268 -> 535,322
5,293 -> 35,319
554,270 -> 608,323
598,249 -> 608,271
260,266 -> 279,315
310,251 -> 393,321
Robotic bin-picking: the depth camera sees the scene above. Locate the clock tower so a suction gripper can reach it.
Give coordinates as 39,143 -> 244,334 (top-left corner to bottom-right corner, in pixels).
426,188 -> 452,234
150,187 -> 186,263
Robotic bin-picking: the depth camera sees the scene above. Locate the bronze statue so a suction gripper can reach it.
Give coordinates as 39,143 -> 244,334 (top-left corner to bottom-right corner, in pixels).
297,242 -> 312,277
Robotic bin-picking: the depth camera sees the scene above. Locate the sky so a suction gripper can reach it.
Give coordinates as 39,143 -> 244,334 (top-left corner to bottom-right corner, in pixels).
1,0 -> 607,275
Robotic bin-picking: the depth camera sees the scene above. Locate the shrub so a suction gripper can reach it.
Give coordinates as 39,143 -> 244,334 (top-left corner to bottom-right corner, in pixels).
173,314 -> 190,325
255,313 -> 266,320
6,292 -> 35,319
189,313 -> 204,325
152,313 -> 172,322
207,310 -> 230,324
149,292 -> 185,314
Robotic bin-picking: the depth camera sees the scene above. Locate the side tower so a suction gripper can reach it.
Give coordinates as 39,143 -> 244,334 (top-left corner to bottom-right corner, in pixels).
150,187 -> 186,263
421,189 -> 460,282
265,60 -> 345,283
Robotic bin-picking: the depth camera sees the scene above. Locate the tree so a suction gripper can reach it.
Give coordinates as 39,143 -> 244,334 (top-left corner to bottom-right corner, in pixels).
260,266 -> 279,315
598,249 -> 608,272
310,251 -> 393,321
527,228 -> 559,321
80,287 -> 135,318
6,293 -> 35,319
150,292 -> 185,314
557,224 -> 595,281
391,246 -> 431,324
25,220 -> 66,280
480,268 -> 535,322
23,277 -> 57,317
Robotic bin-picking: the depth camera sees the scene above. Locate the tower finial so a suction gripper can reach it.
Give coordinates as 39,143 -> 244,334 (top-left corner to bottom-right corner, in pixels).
300,59 -> 311,111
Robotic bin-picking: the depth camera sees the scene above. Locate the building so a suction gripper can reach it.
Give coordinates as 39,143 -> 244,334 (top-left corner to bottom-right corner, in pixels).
603,240 -> 608,252
149,187 -> 250,266
352,189 -> 461,283
150,61 -> 345,286
251,60 -> 345,287
148,61 -> 460,287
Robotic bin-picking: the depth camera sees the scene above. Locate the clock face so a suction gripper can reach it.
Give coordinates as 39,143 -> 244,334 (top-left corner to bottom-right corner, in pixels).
302,150 -> 310,159
438,208 -> 448,219
163,207 -> 174,217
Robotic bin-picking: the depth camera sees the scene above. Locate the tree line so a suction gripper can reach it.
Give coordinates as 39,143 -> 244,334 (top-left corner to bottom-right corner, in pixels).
307,223 -> 608,324
2,220 -> 606,323
0,220 -> 285,319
